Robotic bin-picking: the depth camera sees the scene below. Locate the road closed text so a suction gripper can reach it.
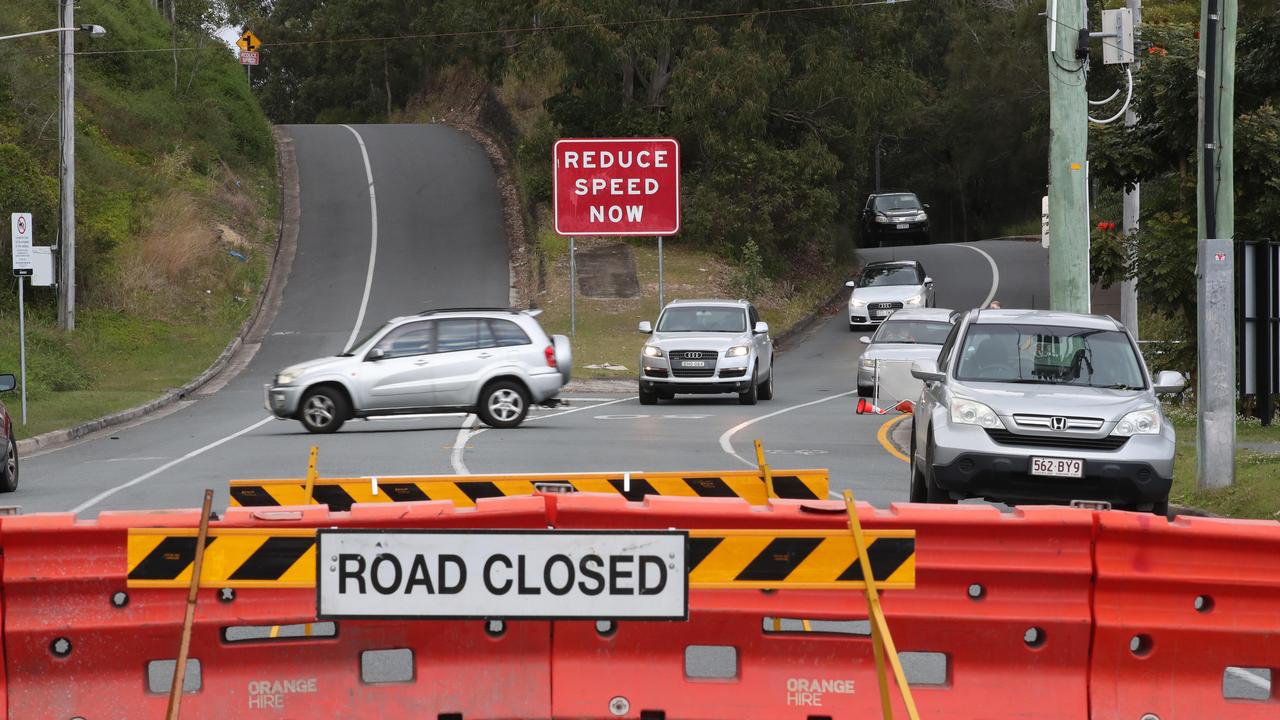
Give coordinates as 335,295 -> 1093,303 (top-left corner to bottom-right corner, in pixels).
318,531 -> 687,619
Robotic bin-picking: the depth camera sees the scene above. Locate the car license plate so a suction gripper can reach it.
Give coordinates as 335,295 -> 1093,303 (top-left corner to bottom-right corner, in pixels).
1030,457 -> 1084,478
871,309 -> 890,318
896,223 -> 909,230
681,360 -> 706,368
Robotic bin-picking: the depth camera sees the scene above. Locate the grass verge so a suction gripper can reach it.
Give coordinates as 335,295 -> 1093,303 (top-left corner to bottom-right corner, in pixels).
1168,411 -> 1280,519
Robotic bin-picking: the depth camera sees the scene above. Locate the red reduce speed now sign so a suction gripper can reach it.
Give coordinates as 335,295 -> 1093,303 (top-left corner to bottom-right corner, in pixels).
554,138 -> 680,236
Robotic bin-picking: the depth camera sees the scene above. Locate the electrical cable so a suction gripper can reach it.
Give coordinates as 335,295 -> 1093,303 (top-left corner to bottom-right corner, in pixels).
1088,86 -> 1121,105
1088,65 -> 1133,124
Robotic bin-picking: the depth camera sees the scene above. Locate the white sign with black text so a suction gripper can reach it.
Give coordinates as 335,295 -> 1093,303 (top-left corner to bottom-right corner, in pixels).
317,530 -> 687,619
11,213 -> 33,276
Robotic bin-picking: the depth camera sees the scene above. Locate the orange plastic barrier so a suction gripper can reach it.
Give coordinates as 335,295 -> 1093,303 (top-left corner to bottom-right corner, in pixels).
0,497 -> 552,719
1091,512 -> 1280,719
549,495 -> 1096,719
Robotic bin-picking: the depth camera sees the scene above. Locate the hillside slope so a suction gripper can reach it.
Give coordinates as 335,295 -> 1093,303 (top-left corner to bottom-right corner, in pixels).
0,0 -> 276,437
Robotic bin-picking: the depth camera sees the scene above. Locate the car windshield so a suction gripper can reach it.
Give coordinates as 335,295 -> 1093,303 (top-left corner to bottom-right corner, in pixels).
873,319 -> 952,345
657,307 -> 746,333
955,323 -> 1146,389
340,321 -> 394,356
859,266 -> 920,287
874,194 -> 921,212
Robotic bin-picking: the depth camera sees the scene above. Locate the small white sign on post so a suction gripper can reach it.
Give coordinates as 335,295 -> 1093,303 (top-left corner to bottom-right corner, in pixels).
11,213 -> 33,276
317,530 -> 688,619
31,246 -> 54,287
1041,195 -> 1051,249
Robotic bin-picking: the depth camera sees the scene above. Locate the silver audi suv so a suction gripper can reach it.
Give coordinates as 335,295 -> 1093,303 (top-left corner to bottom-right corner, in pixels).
637,299 -> 774,405
908,309 -> 1185,515
266,308 -> 571,432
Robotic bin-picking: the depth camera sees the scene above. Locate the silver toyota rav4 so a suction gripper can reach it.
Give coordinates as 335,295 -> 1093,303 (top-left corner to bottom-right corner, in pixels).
908,309 -> 1185,514
266,308 -> 571,432
637,299 -> 774,405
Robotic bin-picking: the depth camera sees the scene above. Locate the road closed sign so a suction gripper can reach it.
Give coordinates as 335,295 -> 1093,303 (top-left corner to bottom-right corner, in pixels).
317,530 -> 687,619
554,138 -> 680,236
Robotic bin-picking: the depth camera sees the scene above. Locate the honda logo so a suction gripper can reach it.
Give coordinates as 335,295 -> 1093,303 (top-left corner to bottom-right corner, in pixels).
1049,417 -> 1068,431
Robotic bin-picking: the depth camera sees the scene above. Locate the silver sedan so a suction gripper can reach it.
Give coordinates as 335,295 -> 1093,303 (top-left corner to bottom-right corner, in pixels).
856,308 -> 956,398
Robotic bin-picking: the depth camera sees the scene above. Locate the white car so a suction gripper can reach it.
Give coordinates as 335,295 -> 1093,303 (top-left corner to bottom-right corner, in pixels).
637,299 -> 774,405
265,308 -> 571,432
856,308 -> 957,398
847,260 -> 935,329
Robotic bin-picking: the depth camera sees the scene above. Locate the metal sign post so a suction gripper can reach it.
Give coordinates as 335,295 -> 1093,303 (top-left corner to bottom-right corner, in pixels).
11,213 -> 34,425
569,238 -> 576,336
658,236 -> 664,309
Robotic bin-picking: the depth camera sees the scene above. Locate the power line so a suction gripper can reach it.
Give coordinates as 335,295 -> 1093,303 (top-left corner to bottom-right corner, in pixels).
68,0 -> 915,58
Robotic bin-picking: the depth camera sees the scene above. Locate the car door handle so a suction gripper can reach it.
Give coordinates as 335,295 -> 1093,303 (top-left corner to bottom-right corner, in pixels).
413,359 -> 431,366
476,352 -> 494,359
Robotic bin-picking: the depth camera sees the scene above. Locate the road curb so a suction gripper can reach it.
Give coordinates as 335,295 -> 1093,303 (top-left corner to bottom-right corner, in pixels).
16,128 -> 298,456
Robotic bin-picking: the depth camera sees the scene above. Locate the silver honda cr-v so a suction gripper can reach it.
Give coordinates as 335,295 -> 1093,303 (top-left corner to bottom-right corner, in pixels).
266,308 -> 571,432
908,309 -> 1185,514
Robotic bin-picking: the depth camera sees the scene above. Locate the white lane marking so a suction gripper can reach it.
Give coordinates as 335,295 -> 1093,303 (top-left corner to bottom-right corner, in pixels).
70,129 -> 384,515
1227,667 -> 1272,691
956,243 -> 1000,308
453,396 -> 637,474
84,456 -> 168,464
450,414 -> 478,475
69,417 -> 275,515
718,391 -> 858,467
340,124 -> 379,353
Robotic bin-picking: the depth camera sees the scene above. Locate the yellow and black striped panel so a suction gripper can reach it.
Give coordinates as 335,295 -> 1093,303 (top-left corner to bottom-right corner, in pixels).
687,530 -> 915,590
126,527 -> 913,590
228,470 -> 829,510
127,529 -> 317,589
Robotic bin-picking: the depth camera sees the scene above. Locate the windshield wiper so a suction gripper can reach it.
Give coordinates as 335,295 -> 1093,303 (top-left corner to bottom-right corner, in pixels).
1097,383 -> 1141,390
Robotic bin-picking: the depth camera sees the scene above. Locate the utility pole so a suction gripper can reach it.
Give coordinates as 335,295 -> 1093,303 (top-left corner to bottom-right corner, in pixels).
1046,0 -> 1091,314
1196,0 -> 1237,490
58,0 -> 76,331
1119,0 -> 1141,337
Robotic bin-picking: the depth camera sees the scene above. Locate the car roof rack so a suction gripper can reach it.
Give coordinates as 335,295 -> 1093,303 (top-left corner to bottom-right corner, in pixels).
417,307 -> 520,316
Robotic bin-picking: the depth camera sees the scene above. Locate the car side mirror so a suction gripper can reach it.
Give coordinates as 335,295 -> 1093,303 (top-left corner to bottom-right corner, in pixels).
366,348 -> 386,361
0,374 -> 14,393
924,276 -> 933,285
859,336 -> 872,345
911,360 -> 945,384
923,203 -> 931,209
845,280 -> 857,288
638,321 -> 653,334
754,321 -> 769,335
1154,370 -> 1187,394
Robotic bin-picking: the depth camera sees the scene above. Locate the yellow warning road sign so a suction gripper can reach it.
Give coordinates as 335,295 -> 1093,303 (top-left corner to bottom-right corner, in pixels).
236,29 -> 261,52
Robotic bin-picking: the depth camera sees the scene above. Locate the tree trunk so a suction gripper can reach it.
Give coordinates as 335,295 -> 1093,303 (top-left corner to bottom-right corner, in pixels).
647,43 -> 672,107
622,54 -> 635,106
384,50 -> 393,118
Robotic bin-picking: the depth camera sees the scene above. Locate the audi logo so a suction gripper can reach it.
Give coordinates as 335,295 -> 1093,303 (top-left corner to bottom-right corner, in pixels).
1050,417 -> 1068,431
683,352 -> 704,359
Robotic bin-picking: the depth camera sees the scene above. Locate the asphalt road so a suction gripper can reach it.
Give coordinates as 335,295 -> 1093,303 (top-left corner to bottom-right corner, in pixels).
19,121 -> 1045,516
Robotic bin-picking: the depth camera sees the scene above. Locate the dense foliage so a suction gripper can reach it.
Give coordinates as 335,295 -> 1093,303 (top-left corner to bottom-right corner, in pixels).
235,0 -> 1055,272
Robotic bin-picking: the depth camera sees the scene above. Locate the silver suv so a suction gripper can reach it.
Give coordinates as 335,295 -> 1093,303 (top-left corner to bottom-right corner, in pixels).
637,299 -> 774,405
266,308 -> 571,432
908,309 -> 1185,515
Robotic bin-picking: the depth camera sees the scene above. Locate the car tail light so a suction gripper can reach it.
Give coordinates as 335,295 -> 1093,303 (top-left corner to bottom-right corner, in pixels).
545,345 -> 557,368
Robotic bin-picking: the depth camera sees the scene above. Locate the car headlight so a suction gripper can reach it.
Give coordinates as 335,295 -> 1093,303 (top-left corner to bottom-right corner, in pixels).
851,297 -> 868,309
642,345 -> 664,358
903,293 -> 925,305
859,359 -> 875,370
912,212 -> 928,222
1112,408 -> 1161,437
275,369 -> 301,385
726,345 -> 750,358
875,215 -> 895,223
950,398 -> 1004,429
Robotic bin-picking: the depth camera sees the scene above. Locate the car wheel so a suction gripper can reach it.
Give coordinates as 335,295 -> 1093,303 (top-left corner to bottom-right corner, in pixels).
924,432 -> 957,504
1150,499 -> 1169,518
0,437 -> 17,493
638,385 -> 658,405
738,365 -> 759,405
299,387 -> 348,434
477,380 -> 530,428
758,364 -> 774,400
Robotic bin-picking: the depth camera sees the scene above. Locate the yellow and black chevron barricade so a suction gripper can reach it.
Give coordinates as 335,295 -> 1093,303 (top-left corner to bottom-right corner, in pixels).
125,527 -> 913,590
228,469 -> 829,510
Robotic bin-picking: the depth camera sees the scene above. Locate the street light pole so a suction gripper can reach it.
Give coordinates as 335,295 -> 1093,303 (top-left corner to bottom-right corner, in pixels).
59,0 -> 77,331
